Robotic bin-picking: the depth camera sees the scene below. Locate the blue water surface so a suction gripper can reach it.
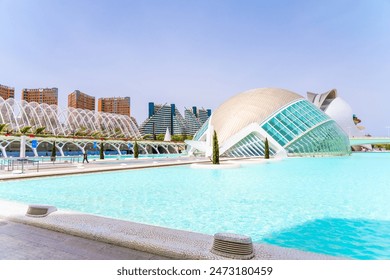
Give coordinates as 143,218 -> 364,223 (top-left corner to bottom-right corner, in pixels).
0,153 -> 389,259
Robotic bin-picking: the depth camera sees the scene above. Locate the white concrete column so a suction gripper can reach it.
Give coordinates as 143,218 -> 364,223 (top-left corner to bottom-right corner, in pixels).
32,148 -> 38,157
205,124 -> 214,157
20,136 -> 26,158
58,146 -> 65,157
0,146 -> 7,158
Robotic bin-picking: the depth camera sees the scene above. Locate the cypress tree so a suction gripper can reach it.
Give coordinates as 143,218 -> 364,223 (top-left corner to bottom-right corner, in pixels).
212,130 -> 220,164
100,142 -> 104,159
264,137 -> 270,159
134,141 -> 139,159
51,141 -> 56,161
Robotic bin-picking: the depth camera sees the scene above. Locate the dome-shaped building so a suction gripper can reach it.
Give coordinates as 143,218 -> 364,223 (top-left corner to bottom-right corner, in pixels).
186,88 -> 351,157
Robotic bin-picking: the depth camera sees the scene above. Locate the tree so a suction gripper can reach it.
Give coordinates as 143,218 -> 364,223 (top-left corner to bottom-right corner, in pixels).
0,124 -> 7,133
133,141 -> 139,159
20,126 -> 32,135
212,130 -> 219,164
100,142 -> 104,159
75,127 -> 87,136
34,127 -> 46,135
91,131 -> 102,138
5,128 -> 13,136
264,137 -> 270,159
51,141 -> 56,161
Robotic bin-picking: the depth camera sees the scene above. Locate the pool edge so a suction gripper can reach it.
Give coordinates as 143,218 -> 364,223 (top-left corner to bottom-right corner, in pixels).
0,199 -> 340,260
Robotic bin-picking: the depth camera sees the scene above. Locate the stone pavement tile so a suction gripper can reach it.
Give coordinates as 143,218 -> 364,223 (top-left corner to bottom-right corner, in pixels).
6,225 -> 69,244
97,243 -> 158,260
0,233 -> 83,260
148,254 -> 172,260
0,220 -> 171,260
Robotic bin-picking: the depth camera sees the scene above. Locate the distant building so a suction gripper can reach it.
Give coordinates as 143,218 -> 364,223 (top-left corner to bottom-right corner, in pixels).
22,87 -> 58,105
307,89 -> 364,137
0,84 -> 15,100
141,103 -> 211,136
184,106 -> 212,136
68,90 -> 95,111
141,102 -> 186,136
98,97 -> 130,117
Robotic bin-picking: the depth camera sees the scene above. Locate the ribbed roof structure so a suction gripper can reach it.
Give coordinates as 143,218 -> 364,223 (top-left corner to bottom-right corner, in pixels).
210,88 -> 302,144
0,97 -> 141,139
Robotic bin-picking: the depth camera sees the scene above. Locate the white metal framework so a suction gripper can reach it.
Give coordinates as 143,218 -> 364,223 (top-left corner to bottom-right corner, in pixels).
0,136 -> 185,158
0,97 -> 141,139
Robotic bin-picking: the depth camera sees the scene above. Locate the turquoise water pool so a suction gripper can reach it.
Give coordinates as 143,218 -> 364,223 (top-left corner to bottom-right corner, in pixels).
0,153 -> 389,259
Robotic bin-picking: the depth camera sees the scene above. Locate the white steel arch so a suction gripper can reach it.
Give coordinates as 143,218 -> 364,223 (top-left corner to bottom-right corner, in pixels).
0,98 -> 141,139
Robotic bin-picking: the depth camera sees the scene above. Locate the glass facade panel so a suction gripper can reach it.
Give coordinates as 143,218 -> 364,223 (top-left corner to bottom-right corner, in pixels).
285,121 -> 351,156
259,99 -> 350,157
193,118 -> 209,140
261,100 -> 330,147
223,132 -> 275,158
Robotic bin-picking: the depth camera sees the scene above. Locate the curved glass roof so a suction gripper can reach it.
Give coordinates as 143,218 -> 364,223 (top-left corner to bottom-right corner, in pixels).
261,99 -> 329,147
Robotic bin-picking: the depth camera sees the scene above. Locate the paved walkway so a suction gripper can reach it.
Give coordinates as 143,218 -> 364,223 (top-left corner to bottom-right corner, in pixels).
0,219 -> 170,260
0,156 -> 209,181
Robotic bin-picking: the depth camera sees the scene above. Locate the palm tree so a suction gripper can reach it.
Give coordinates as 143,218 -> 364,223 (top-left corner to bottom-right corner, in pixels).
34,127 -> 46,135
20,126 -> 32,135
0,124 -> 8,134
91,131 -> 102,138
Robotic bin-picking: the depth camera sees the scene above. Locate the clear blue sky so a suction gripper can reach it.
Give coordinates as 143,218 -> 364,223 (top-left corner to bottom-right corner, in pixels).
1,0 -> 389,135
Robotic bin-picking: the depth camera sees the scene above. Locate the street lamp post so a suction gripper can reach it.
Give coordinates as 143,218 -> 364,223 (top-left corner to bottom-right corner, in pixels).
386,126 -> 390,138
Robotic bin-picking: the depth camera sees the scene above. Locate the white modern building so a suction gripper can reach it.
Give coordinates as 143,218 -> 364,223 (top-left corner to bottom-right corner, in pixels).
186,88 -> 351,158
307,89 -> 364,137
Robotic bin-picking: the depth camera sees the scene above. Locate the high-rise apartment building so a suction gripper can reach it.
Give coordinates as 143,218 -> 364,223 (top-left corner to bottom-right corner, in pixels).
141,103 -> 211,136
22,87 -> 58,105
97,97 -> 131,117
0,84 -> 15,100
184,106 -> 212,136
68,90 -> 96,111
141,102 -> 186,136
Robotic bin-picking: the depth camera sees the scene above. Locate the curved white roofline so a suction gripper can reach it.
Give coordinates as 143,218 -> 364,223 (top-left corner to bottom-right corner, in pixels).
0,97 -> 141,139
187,87 -> 351,158
307,89 -> 338,111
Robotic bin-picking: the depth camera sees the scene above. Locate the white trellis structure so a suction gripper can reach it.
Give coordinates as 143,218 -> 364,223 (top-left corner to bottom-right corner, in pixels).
0,136 -> 185,158
0,97 -> 141,139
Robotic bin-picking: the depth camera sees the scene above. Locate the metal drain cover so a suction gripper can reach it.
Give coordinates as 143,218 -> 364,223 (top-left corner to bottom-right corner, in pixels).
26,205 -> 57,218
211,232 -> 254,259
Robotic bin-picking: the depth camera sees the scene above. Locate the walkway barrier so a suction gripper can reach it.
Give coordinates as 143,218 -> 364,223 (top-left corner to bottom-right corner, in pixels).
1,158 -> 40,173
0,156 -> 81,173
